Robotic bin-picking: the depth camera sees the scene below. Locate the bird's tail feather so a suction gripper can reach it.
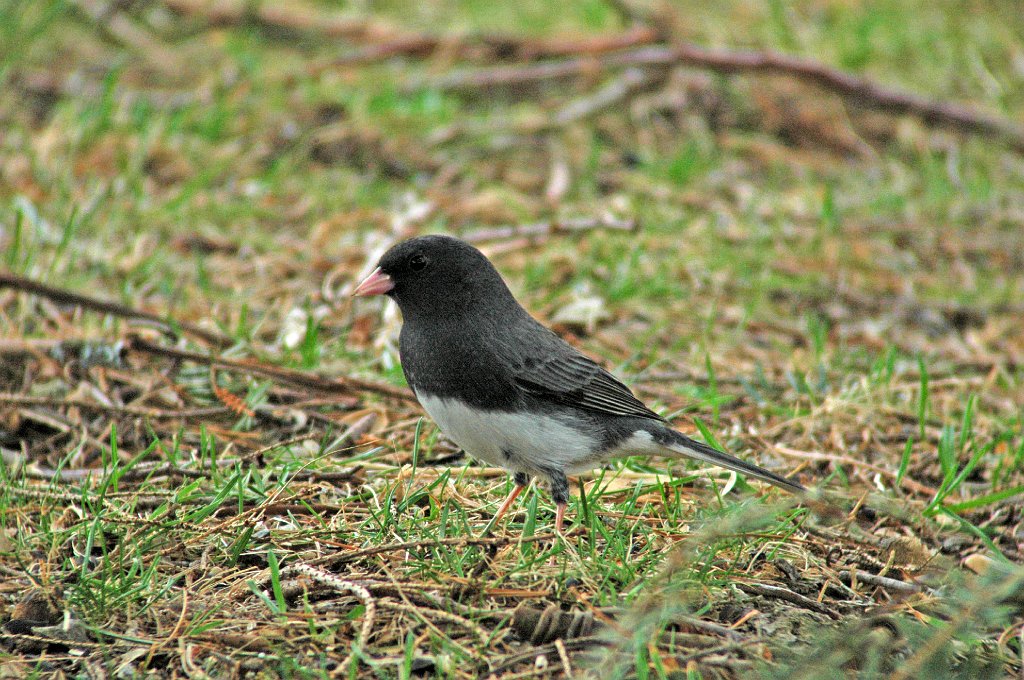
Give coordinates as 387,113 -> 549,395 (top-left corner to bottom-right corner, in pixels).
654,429 -> 805,494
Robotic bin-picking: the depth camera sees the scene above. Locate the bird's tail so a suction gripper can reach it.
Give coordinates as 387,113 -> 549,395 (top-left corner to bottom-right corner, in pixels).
652,428 -> 805,494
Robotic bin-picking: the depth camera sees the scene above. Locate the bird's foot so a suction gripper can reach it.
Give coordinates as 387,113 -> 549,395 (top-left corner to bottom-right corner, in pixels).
479,481 -> 527,537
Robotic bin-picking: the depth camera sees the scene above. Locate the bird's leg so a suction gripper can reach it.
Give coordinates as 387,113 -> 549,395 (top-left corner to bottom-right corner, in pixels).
548,471 -> 570,534
482,472 -> 529,536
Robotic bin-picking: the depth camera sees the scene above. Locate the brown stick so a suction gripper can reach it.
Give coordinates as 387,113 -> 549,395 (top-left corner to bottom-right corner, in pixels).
0,392 -> 229,419
666,43 -> 1024,150
838,569 -> 928,595
161,0 -> 379,40
162,0 -> 659,65
735,582 -> 840,619
322,25 -> 661,68
424,45 -> 1024,151
69,0 -> 186,74
126,335 -> 417,403
156,0 -> 1021,147
0,272 -> 232,347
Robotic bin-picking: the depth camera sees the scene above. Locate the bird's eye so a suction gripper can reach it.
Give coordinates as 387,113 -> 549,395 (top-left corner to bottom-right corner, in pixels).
409,254 -> 428,271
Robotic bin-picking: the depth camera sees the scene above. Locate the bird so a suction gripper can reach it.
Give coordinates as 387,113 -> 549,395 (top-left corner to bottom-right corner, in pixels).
353,235 -> 805,532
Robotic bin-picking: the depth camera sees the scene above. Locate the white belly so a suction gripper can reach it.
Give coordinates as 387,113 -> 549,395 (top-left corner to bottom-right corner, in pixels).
417,393 -> 599,475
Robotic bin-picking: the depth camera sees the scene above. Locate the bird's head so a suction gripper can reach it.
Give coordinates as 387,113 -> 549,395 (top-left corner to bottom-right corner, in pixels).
353,235 -> 516,319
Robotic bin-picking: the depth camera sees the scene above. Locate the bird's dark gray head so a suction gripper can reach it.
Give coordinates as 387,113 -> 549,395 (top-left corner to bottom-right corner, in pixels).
353,235 -> 518,320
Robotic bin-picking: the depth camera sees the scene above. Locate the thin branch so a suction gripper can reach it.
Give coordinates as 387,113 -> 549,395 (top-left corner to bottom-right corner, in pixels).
126,335 -> 417,403
284,565 -> 377,671
422,45 -> 1024,151
552,66 -> 659,126
0,392 -> 230,420
735,582 -> 841,619
161,0 -> 377,40
68,0 -> 185,74
162,0 -> 658,65
662,43 -> 1023,148
151,1 -> 1024,148
0,272 -> 232,347
838,569 -> 929,595
314,29 -> 663,69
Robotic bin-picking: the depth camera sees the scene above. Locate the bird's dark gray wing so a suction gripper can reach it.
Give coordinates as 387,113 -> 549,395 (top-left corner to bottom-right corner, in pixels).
513,349 -> 666,421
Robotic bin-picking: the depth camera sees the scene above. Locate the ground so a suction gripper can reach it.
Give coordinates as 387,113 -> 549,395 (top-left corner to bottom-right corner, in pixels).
1,1 -> 1023,678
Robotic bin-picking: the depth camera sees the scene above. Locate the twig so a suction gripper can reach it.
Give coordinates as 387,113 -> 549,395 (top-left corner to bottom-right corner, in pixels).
423,45 -> 1024,150
551,66 -> 660,126
23,429 -> 371,483
673,615 -> 746,640
329,25 -> 658,68
0,631 -> 109,651
284,564 -> 377,672
153,1 -> 1024,148
68,0 -> 185,74
660,43 -> 1024,149
21,461 -> 223,482
429,67 -> 663,145
555,639 -> 573,677
838,569 -> 927,595
126,335 -> 416,403
0,272 -> 231,347
734,582 -> 840,619
161,0 -> 377,40
0,392 -> 230,420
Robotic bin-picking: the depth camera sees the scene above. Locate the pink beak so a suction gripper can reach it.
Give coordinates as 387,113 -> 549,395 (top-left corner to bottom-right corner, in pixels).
352,267 -> 394,296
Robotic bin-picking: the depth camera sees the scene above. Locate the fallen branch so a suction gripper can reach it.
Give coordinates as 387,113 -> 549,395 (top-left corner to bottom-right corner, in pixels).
735,582 -> 840,619
162,0 -> 659,63
282,565 -> 377,671
120,1 -> 1024,149
315,27 -> 662,69
126,335 -> 417,403
421,44 -> 1024,151
0,392 -> 230,420
161,0 -> 379,40
838,569 -> 928,595
0,272 -> 232,347
552,66 -> 660,126
68,0 -> 185,74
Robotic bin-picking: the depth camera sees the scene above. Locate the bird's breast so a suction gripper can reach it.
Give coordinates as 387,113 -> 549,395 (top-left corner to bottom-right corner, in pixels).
416,393 -> 599,475
400,321 -> 521,410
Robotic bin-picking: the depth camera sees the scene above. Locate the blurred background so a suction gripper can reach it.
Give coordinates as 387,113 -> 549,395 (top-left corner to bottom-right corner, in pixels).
1,1 -> 1022,678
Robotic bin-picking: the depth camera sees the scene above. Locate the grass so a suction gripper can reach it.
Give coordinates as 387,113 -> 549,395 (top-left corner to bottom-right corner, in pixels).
1,0 -> 1024,677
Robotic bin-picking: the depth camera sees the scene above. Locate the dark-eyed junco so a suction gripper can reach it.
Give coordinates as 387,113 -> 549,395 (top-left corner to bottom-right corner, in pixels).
354,235 -> 805,531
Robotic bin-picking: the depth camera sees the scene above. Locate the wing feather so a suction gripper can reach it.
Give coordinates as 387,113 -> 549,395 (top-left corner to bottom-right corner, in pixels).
514,351 -> 665,421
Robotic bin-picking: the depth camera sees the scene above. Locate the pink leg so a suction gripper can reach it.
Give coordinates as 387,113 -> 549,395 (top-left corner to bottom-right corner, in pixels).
481,472 -> 531,536
491,483 -> 526,527
547,502 -> 569,565
554,502 -> 566,534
